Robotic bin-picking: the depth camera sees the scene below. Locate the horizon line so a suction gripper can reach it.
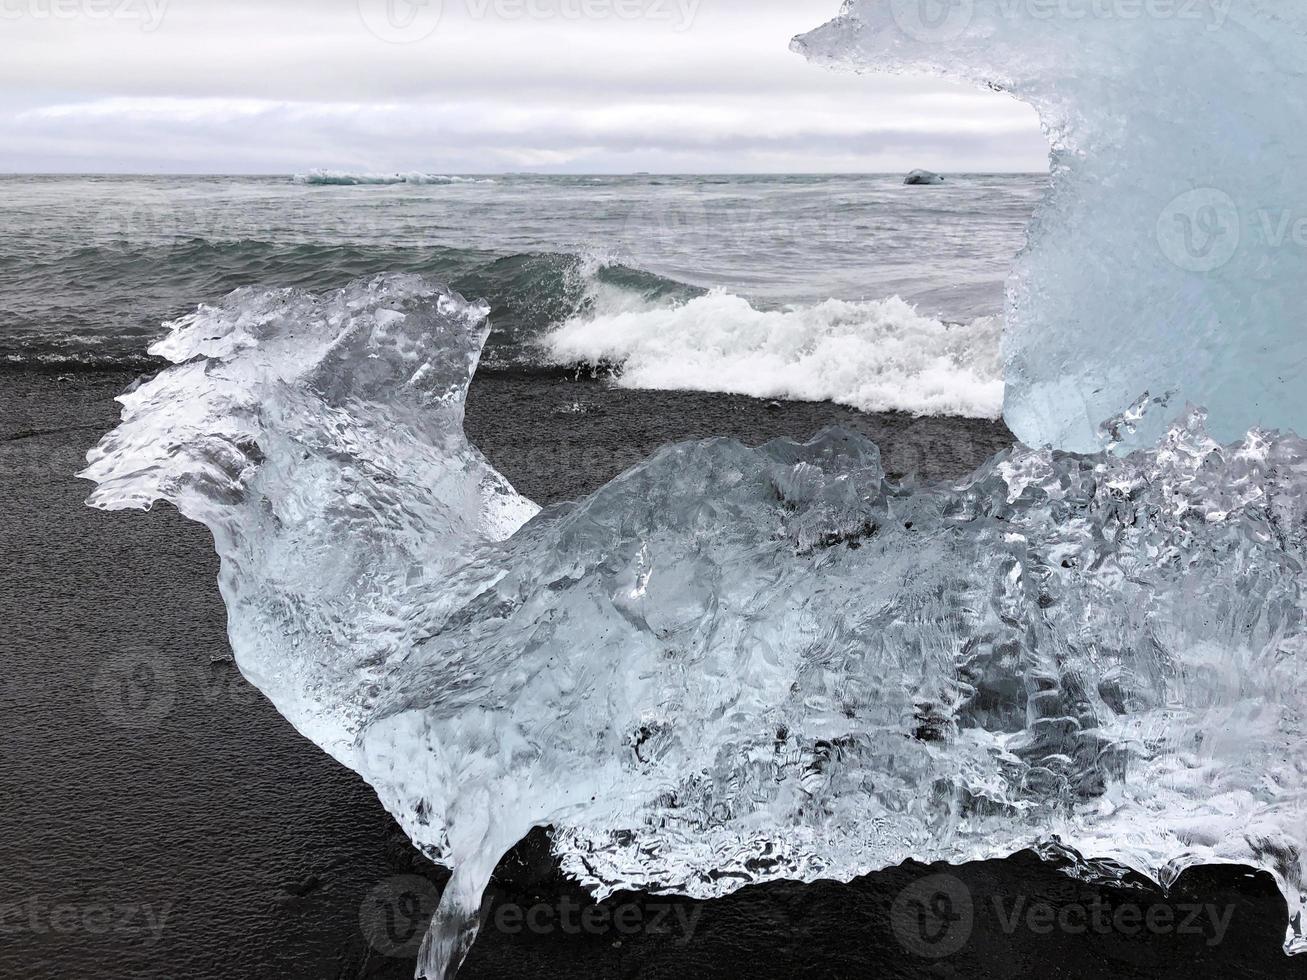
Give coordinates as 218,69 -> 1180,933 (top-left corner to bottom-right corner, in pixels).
1,170 -> 1050,178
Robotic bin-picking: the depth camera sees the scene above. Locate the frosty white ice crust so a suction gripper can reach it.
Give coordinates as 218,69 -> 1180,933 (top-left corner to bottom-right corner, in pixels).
795,0 -> 1307,451
83,274 -> 1306,976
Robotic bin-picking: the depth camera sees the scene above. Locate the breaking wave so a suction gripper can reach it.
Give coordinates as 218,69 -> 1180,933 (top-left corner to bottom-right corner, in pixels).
544,289 -> 1004,419
5,237 -> 999,420
0,242 -> 697,370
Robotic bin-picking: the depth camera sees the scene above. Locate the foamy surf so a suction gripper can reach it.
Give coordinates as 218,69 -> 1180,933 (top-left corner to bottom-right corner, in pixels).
543,289 -> 1005,419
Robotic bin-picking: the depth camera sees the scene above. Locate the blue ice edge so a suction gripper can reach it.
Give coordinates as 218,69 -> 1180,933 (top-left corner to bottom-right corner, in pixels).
82,3 -> 1307,975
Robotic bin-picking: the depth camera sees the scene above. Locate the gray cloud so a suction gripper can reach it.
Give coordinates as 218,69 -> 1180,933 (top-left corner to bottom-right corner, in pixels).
0,0 -> 1048,172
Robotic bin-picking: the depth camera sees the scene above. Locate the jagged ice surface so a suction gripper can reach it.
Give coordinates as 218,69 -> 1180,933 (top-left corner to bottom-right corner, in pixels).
81,3 -> 1307,974
84,276 -> 1306,977
795,0 -> 1307,451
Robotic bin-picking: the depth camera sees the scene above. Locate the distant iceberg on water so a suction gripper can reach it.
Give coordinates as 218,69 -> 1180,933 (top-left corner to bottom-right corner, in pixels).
903,168 -> 944,185
294,169 -> 495,186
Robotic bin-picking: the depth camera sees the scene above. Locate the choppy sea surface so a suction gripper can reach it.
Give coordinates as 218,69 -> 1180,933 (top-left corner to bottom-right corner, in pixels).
0,173 -> 1041,416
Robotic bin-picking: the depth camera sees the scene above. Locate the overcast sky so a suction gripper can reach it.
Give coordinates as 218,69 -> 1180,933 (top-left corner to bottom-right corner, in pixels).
0,0 -> 1047,174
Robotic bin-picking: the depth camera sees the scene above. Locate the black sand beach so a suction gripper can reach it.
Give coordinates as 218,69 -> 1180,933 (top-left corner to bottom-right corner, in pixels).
1,367 -> 1300,980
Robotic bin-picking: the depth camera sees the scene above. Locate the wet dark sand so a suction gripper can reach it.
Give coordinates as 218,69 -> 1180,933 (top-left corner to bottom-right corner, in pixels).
0,367 -> 1300,980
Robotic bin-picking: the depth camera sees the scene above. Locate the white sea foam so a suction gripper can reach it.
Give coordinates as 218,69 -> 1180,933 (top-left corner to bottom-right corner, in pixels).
543,289 -> 1005,419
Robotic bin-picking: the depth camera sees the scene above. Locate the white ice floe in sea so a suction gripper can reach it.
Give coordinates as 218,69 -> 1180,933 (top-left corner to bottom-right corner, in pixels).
81,3 -> 1307,977
294,170 -> 495,186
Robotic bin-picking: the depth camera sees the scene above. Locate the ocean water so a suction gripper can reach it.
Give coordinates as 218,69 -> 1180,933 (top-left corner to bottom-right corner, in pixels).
0,173 -> 1042,411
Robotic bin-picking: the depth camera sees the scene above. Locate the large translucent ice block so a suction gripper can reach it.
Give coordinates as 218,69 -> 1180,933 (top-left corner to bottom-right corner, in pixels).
795,1 -> 1307,451
83,277 -> 1307,975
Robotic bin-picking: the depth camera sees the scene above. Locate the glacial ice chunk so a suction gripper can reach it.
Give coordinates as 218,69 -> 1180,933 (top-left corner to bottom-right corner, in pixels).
903,168 -> 944,185
81,276 -> 540,758
83,276 -> 1307,976
794,1 -> 1307,451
